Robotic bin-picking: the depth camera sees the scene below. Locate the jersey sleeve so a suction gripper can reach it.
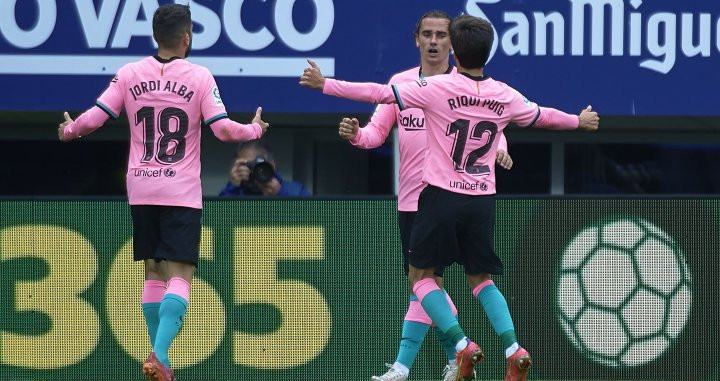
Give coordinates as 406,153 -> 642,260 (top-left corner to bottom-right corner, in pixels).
199,69 -> 229,125
507,88 -> 541,128
322,77 -> 432,113
63,106 -> 111,140
95,67 -> 127,119
323,79 -> 396,104
534,107 -> 579,130
351,103 -> 397,149
388,78 -> 434,111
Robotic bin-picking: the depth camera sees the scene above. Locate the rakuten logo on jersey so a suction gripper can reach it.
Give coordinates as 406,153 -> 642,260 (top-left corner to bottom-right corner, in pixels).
399,113 -> 425,131
466,0 -> 720,74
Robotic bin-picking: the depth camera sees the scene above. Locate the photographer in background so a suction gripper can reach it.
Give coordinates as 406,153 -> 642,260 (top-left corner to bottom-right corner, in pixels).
219,140 -> 310,197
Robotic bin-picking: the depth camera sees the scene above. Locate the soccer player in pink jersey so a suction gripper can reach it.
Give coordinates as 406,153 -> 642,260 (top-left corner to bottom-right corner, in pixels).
335,10 -> 512,381
301,14 -> 599,381
57,4 -> 268,381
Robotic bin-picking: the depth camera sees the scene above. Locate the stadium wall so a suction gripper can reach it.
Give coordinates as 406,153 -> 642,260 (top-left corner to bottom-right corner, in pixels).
0,199 -> 717,380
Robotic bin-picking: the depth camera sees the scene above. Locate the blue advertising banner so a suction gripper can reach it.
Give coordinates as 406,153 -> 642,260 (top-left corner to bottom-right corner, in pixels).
0,0 -> 718,115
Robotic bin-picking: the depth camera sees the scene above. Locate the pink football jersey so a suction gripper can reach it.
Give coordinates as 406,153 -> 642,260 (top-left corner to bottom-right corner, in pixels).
352,67 -> 448,211
324,71 -> 577,195
95,56 -> 232,208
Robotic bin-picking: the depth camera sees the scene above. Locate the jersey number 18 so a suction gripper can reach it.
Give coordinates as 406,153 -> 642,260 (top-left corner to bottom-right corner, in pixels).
136,106 -> 189,164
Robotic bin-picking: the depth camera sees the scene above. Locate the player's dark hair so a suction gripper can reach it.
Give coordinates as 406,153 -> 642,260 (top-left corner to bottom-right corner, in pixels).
236,140 -> 275,162
450,15 -> 494,69
153,4 -> 192,49
414,10 -> 452,37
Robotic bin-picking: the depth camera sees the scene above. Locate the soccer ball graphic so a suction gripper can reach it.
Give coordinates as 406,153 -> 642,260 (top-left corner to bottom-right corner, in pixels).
555,218 -> 692,367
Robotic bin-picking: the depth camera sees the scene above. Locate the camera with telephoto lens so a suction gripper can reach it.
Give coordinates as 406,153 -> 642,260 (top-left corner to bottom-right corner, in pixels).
245,156 -> 275,184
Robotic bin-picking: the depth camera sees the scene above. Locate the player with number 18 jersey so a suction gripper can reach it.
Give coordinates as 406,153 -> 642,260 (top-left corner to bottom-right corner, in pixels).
59,5 -> 270,380
65,56 -> 262,209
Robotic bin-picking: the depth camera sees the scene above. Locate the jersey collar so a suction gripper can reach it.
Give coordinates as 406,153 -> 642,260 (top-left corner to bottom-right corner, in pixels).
459,72 -> 491,81
153,55 -> 183,64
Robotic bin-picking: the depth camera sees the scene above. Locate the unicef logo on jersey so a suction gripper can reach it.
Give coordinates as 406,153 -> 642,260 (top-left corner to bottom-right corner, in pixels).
132,168 -> 178,178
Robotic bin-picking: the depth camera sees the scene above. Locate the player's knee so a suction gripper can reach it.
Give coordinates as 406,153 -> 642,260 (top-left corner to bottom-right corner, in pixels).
466,272 -> 492,289
408,265 -> 436,285
144,260 -> 163,280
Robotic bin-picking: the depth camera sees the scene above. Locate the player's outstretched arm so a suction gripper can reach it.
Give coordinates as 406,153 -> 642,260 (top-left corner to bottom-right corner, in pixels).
578,105 -> 600,131
529,105 -> 599,132
209,107 -> 269,142
300,59 -> 400,106
58,107 -> 110,142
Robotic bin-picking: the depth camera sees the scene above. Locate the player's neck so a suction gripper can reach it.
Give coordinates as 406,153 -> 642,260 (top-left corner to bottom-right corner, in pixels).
420,61 -> 450,77
156,48 -> 185,61
456,64 -> 484,78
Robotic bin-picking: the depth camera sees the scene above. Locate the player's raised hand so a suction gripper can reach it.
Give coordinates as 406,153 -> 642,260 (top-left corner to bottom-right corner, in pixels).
578,105 -> 599,131
299,59 -> 326,90
496,149 -> 513,170
252,106 -> 270,135
338,117 -> 359,140
58,111 -> 75,142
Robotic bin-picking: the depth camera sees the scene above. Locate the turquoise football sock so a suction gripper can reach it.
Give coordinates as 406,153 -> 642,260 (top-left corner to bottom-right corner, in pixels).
395,319 -> 430,369
153,294 -> 188,368
142,302 -> 162,347
477,284 -> 517,349
420,289 -> 465,345
433,326 -> 457,361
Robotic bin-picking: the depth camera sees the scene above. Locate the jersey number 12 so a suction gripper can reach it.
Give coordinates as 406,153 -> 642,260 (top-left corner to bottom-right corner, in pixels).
446,119 -> 498,175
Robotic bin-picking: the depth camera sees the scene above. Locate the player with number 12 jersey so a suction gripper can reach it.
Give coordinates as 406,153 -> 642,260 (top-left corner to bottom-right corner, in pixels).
325,71 -> 578,195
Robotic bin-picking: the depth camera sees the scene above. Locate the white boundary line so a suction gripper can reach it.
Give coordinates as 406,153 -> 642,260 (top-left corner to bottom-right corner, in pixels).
0,55 -> 335,77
